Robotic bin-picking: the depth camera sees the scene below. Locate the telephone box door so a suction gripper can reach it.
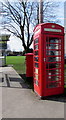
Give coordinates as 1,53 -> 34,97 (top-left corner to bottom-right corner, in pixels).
43,35 -> 64,96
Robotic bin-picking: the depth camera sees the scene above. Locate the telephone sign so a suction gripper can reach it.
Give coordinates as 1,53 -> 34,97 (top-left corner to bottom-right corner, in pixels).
44,28 -> 62,32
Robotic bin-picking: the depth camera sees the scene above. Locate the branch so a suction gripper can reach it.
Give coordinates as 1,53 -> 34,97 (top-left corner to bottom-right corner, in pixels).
2,1 -> 21,25
29,34 -> 33,47
4,27 -> 20,38
8,24 -> 21,36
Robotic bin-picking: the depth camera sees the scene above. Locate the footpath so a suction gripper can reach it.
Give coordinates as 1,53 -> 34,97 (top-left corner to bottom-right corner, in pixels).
0,67 -> 65,119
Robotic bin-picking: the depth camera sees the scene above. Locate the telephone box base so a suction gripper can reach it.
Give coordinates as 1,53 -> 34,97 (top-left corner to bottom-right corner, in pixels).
34,88 -> 64,98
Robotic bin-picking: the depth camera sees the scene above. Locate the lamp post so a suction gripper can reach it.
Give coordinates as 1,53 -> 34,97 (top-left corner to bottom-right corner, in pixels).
39,0 -> 43,23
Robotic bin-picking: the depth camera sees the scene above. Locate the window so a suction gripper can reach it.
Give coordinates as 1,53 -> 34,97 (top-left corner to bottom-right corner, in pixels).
34,45 -> 38,50
34,51 -> 38,56
34,38 -> 38,44
35,74 -> 38,80
46,56 -> 61,62
46,63 -> 61,69
47,69 -> 61,76
46,38 -> 61,50
34,68 -> 38,74
34,57 -> 38,62
35,63 -> 39,68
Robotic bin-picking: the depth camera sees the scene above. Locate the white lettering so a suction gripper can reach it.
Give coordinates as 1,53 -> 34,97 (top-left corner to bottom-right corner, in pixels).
44,28 -> 62,32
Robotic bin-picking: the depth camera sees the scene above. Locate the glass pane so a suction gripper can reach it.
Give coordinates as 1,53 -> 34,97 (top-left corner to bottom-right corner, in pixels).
46,63 -> 56,69
50,39 -> 56,43
34,45 -> 38,50
50,39 -> 59,43
46,57 -> 56,62
56,57 -> 61,61
55,51 -> 61,55
46,38 -> 61,50
34,38 -> 38,44
35,80 -> 38,86
35,74 -> 38,80
34,68 -> 38,74
47,44 -> 61,50
34,57 -> 38,62
46,38 -> 61,43
35,63 -> 39,68
46,63 -> 61,69
34,51 -> 38,56
46,50 -> 61,56
55,63 -> 61,68
47,82 -> 59,88
46,50 -> 55,55
47,69 -> 60,75
46,56 -> 61,62
46,76 -> 61,88
48,76 -> 59,81
56,69 -> 61,72
58,45 -> 61,49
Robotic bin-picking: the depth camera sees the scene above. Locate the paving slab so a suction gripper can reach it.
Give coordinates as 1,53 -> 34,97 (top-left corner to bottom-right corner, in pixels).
0,67 -> 65,118
0,67 -> 18,75
2,87 -> 64,118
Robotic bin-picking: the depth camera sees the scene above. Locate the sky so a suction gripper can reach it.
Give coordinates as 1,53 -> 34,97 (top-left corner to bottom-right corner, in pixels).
0,0 -> 66,52
0,0 -> 65,1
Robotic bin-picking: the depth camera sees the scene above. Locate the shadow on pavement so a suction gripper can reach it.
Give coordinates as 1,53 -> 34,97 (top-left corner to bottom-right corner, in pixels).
40,89 -> 66,103
2,74 -> 29,89
20,74 -> 33,89
1,73 -> 66,103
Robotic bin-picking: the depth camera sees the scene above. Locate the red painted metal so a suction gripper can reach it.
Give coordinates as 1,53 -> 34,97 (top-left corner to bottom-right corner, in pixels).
25,53 -> 33,77
33,23 -> 64,97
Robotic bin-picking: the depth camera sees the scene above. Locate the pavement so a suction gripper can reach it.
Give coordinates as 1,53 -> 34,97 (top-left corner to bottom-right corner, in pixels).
0,67 -> 65,119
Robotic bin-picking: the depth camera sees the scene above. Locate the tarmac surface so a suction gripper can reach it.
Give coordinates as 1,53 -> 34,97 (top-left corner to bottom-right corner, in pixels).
0,67 -> 65,119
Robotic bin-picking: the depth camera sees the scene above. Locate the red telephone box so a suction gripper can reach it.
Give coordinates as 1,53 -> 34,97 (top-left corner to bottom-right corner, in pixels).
33,23 -> 64,97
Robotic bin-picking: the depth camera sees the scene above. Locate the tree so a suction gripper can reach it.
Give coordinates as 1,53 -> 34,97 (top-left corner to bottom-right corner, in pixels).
0,0 -> 60,53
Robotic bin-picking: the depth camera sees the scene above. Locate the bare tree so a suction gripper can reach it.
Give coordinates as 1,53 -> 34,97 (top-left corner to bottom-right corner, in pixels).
0,0 -> 60,53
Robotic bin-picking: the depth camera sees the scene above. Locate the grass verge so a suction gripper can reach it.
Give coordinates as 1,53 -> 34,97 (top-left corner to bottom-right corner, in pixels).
6,56 -> 26,74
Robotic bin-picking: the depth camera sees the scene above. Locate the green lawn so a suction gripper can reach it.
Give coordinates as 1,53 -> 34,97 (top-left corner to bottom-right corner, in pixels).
6,56 -> 26,74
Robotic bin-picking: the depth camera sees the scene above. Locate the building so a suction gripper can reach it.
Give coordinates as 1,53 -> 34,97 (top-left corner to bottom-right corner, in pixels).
0,34 -> 10,66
